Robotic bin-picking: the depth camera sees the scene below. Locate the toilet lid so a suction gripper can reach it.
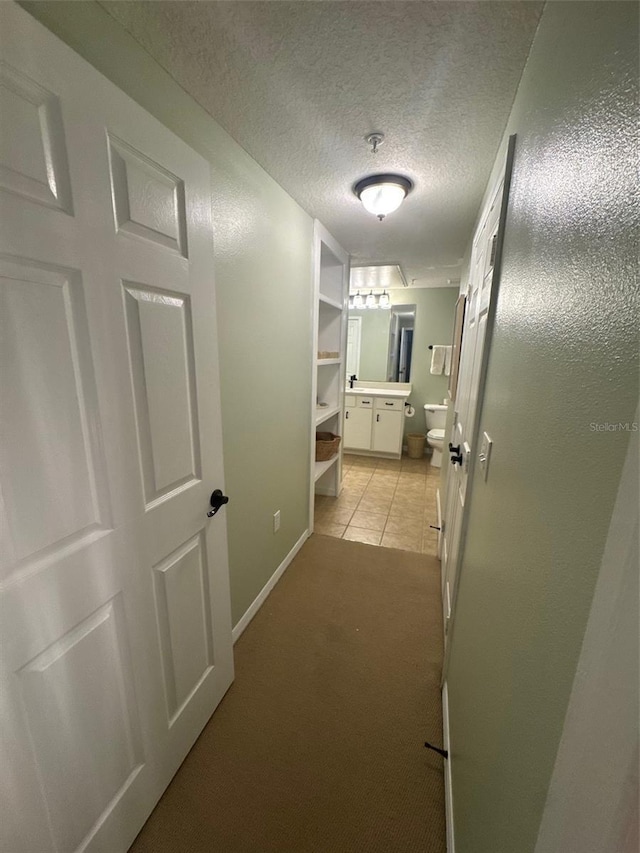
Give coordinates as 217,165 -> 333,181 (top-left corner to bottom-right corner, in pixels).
427,428 -> 445,440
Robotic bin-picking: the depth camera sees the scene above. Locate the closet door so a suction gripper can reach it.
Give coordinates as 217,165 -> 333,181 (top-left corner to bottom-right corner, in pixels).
0,5 -> 233,851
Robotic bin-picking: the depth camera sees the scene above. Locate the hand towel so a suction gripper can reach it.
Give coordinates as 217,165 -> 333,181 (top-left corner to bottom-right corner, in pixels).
430,346 -> 446,375
444,345 -> 453,377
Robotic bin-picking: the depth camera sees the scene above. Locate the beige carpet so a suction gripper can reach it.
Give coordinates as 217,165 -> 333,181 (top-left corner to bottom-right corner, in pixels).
130,534 -> 446,853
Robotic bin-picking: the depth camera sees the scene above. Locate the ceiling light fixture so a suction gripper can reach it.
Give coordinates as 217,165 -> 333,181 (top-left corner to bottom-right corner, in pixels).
354,174 -> 413,221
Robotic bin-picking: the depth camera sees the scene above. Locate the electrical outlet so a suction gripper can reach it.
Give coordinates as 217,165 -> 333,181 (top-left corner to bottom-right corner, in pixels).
273,510 -> 281,533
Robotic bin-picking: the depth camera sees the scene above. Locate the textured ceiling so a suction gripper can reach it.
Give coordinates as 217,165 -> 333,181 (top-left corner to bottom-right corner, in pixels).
99,0 -> 543,287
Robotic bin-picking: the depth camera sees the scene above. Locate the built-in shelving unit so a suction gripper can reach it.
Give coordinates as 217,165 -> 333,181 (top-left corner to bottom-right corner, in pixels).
315,404 -> 341,427
309,221 -> 349,529
318,293 -> 343,310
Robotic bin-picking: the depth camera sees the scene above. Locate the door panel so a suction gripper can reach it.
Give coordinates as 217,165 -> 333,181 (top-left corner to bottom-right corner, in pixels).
153,532 -> 214,723
0,5 -> 233,851
107,134 -> 188,256
0,257 -> 110,573
17,595 -> 144,853
0,60 -> 73,213
123,282 -> 201,503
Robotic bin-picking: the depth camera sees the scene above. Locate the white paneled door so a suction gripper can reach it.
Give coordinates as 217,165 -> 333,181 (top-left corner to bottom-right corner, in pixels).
441,137 -> 515,662
0,5 -> 234,852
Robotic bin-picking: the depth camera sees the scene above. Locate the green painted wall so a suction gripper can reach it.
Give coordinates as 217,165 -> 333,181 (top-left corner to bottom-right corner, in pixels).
399,287 -> 458,437
447,4 -> 639,853
351,287 -> 458,437
20,0 -> 314,627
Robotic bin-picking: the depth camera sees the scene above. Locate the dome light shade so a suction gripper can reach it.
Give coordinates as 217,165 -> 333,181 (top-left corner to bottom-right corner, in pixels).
378,290 -> 391,309
354,174 -> 413,220
353,291 -> 364,309
365,290 -> 377,309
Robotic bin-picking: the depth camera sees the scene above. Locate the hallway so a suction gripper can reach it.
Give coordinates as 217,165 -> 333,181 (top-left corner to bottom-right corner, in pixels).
129,535 -> 445,852
3,4 -> 637,852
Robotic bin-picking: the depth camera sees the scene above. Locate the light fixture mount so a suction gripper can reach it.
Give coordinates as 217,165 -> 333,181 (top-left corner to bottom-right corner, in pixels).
353,173 -> 413,220
364,132 -> 385,154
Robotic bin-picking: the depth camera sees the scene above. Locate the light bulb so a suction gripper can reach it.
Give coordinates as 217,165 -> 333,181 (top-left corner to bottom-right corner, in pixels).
354,175 -> 412,220
359,183 -> 407,219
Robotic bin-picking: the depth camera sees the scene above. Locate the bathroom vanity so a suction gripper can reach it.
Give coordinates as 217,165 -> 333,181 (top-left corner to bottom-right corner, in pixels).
344,381 -> 412,458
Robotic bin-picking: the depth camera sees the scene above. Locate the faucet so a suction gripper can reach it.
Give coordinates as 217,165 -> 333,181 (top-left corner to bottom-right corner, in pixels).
349,374 -> 357,389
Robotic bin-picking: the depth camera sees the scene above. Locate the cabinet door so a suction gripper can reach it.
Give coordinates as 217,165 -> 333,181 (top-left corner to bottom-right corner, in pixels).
372,411 -> 402,454
344,407 -> 372,449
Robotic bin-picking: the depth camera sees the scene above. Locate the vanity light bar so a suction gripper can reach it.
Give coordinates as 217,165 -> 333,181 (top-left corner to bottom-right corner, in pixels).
348,289 -> 391,309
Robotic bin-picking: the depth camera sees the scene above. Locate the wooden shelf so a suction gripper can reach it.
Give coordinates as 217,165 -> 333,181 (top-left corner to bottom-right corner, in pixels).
318,293 -> 343,310
314,454 -> 339,482
316,357 -> 342,366
315,405 -> 341,426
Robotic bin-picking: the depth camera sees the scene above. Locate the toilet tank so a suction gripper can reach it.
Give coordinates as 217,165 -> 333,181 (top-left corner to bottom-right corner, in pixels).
424,403 -> 447,430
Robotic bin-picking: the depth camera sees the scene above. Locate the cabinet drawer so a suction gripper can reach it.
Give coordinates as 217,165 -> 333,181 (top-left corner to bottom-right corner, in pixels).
357,397 -> 373,408
344,394 -> 356,407
374,397 -> 403,411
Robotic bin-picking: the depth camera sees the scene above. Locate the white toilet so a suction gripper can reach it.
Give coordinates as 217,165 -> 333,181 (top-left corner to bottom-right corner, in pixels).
423,403 -> 448,467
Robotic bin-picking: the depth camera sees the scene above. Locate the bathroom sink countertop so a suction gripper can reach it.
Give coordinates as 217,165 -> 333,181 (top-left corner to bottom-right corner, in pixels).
345,383 -> 412,399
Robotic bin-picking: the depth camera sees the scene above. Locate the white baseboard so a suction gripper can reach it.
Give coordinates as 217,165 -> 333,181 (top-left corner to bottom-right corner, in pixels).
232,529 -> 309,644
442,682 -> 455,853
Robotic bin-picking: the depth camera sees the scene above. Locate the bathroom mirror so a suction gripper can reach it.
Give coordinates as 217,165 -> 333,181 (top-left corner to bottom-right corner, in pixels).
346,302 -> 416,383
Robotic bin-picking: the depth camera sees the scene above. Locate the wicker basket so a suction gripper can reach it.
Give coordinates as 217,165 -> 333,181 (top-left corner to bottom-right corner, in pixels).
315,432 -> 341,462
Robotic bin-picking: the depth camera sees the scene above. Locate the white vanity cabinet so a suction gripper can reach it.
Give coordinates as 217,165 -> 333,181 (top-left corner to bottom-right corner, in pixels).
344,395 -> 373,449
372,398 -> 403,453
343,392 -> 407,457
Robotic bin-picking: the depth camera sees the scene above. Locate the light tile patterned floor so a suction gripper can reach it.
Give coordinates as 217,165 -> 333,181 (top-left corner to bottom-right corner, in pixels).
314,453 -> 441,555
